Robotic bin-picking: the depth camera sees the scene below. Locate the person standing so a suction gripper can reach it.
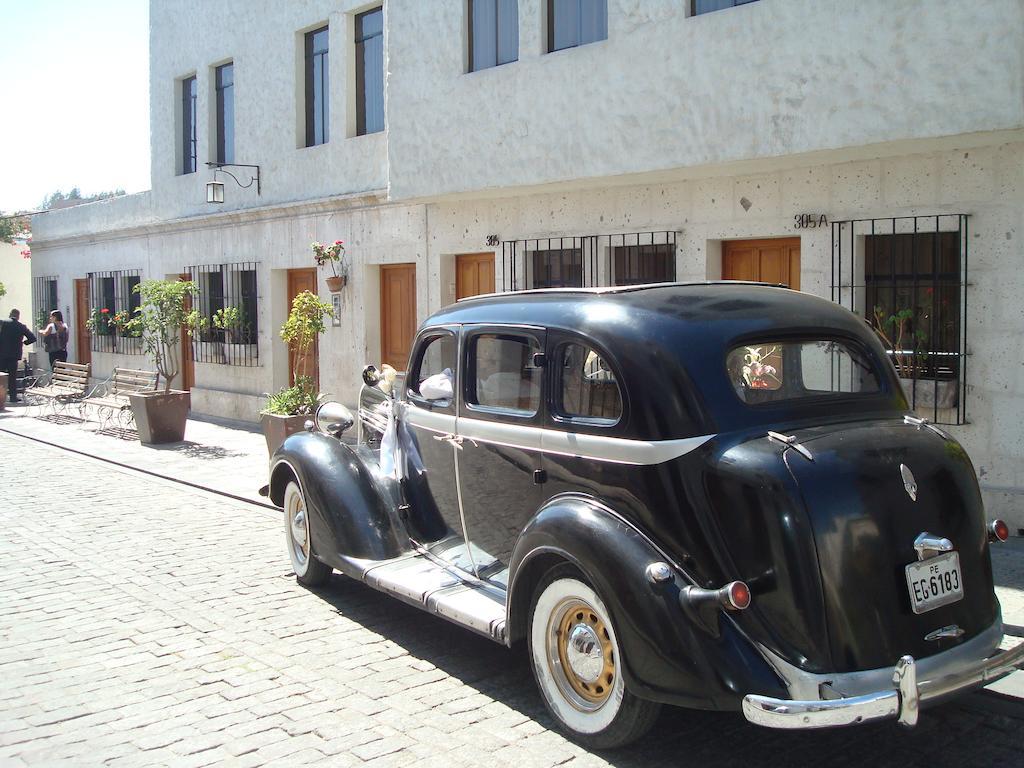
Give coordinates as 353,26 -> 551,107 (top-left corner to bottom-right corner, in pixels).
0,309 -> 37,403
39,310 -> 70,368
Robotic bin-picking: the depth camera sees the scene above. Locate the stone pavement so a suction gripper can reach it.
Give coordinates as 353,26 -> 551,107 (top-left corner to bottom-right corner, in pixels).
0,401 -> 270,507
3,433 -> 1024,768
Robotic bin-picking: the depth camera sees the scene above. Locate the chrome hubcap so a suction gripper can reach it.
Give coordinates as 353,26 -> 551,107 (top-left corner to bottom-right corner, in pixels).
287,495 -> 309,566
566,624 -> 603,683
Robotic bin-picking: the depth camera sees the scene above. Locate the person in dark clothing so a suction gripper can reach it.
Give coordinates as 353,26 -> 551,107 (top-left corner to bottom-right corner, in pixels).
39,310 -> 70,368
0,309 -> 37,403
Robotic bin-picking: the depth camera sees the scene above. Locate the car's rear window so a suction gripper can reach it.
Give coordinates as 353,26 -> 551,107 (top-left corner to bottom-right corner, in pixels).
726,340 -> 882,405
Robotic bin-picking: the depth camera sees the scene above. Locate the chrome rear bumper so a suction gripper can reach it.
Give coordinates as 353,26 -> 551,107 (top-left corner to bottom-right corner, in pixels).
743,638 -> 1024,730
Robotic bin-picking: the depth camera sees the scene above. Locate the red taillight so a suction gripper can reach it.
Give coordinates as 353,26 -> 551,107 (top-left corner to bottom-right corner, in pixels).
725,580 -> 751,611
989,519 -> 1010,543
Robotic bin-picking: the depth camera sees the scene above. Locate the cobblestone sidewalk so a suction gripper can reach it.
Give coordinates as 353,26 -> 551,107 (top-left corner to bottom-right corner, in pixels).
3,433 -> 1024,767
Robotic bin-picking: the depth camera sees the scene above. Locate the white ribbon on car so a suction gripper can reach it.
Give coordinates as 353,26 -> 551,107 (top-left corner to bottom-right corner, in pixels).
378,398 -> 404,480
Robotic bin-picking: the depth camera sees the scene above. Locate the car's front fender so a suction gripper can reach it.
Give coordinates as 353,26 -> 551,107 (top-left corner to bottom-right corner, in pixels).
507,494 -> 787,710
269,431 -> 410,568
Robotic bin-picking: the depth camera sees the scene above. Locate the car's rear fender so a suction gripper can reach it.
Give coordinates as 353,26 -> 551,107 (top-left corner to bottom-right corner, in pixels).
506,494 -> 787,710
269,431 -> 411,567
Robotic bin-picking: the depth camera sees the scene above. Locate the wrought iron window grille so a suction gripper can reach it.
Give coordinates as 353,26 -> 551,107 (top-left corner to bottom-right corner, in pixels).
500,231 -> 677,291
87,270 -> 143,355
831,214 -> 969,425
32,275 -> 59,331
187,262 -> 260,367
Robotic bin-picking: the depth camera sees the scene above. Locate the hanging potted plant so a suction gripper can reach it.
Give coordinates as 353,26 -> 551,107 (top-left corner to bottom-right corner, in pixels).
313,240 -> 348,292
261,289 -> 334,455
121,280 -> 207,444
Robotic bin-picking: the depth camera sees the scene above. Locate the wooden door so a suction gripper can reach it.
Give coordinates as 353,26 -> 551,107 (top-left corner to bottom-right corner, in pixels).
74,279 -> 91,366
178,274 -> 195,391
287,268 -> 319,388
723,238 -> 801,290
456,253 -> 496,299
380,264 -> 416,371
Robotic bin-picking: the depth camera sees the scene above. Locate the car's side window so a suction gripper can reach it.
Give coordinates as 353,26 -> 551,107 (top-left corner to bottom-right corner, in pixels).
555,342 -> 622,424
408,333 -> 456,409
468,333 -> 542,415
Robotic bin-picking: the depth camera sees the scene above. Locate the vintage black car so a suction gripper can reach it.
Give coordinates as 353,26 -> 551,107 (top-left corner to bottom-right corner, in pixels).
264,282 -> 1022,748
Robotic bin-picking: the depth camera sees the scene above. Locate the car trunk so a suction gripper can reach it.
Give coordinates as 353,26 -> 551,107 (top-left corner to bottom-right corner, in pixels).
782,418 -> 999,672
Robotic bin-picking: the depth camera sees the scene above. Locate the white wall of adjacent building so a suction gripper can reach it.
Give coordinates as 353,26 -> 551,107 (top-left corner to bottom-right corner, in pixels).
28,0 -> 1024,528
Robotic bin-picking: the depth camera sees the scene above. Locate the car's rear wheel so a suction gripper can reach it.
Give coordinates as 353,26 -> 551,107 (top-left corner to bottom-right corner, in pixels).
528,564 -> 660,749
283,480 -> 331,586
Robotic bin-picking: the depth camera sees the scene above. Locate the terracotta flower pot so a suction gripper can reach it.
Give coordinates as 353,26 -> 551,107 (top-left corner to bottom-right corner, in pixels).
129,390 -> 191,444
261,412 -> 308,456
325,275 -> 347,292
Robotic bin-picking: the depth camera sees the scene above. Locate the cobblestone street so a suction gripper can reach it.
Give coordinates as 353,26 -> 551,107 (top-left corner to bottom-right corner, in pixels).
2,432 -> 1023,767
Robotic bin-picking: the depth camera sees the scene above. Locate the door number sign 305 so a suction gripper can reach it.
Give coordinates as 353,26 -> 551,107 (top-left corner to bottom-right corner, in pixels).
905,551 -> 964,614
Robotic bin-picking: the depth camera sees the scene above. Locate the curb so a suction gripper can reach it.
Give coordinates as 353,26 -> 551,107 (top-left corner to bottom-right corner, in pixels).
0,425 -> 278,512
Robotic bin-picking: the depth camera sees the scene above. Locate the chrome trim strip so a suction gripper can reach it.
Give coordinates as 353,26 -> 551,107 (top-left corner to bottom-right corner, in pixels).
457,417 -> 713,465
404,405 -> 455,434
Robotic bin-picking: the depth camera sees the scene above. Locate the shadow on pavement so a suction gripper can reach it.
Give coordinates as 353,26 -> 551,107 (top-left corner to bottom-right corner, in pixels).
302,571 -> 1024,768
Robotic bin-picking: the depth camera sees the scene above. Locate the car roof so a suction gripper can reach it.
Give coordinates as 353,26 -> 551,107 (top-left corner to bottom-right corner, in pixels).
422,282 -> 902,439
426,282 -> 867,340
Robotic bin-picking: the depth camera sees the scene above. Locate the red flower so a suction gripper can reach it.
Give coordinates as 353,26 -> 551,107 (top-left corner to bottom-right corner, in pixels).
334,240 -> 343,245
101,308 -> 110,314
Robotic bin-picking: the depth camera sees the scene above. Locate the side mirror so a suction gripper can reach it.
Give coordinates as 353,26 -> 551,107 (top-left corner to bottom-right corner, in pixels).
362,364 -> 381,387
314,401 -> 355,437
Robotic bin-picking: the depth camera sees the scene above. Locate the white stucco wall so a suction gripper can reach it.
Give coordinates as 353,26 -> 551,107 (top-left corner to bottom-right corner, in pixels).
0,241 -> 33,328
387,0 -> 1024,200
148,0 -> 388,222
423,141 -> 1024,529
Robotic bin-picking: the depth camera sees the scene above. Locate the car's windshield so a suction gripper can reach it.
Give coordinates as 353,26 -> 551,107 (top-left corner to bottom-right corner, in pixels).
726,339 -> 883,405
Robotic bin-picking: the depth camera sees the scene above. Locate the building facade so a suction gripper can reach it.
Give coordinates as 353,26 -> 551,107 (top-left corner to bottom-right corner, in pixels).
30,0 -> 1024,528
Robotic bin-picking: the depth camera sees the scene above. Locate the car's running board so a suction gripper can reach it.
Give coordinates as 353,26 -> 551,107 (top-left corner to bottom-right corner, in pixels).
343,550 -> 508,644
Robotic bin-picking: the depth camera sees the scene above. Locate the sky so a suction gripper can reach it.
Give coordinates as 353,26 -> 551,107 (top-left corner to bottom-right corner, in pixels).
0,0 -> 150,213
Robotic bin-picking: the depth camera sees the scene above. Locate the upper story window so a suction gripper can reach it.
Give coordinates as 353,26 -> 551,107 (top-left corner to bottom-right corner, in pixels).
469,0 -> 518,72
215,62 -> 235,164
180,75 -> 197,174
692,0 -> 759,16
356,8 -> 384,135
305,26 -> 329,147
547,0 -> 606,53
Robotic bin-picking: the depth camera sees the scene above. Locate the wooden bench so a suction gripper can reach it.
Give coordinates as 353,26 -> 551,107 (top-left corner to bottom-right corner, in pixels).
24,361 -> 91,416
82,367 -> 159,430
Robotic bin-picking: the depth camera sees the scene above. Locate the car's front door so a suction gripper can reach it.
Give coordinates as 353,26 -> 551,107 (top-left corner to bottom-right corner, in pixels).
400,328 -> 474,569
455,326 -> 547,586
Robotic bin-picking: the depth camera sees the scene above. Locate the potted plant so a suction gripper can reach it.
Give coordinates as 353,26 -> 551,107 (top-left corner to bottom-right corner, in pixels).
212,305 -> 241,362
121,280 -> 207,444
313,240 -> 348,292
261,289 -> 334,454
872,302 -> 958,410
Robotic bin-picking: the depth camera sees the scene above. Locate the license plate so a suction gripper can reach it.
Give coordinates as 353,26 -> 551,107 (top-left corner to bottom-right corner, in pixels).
905,551 -> 964,614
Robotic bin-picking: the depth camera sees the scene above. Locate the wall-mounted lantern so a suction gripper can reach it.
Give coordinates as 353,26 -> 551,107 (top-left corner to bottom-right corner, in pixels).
205,162 -> 261,204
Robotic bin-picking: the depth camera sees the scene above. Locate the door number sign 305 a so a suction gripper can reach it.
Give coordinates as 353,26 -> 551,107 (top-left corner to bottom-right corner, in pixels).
794,213 -> 828,229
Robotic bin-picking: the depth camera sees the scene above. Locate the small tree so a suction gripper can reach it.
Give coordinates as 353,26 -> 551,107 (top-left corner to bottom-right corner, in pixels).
0,281 -> 6,299
1,213 -> 28,244
265,290 -> 333,415
122,280 -> 207,394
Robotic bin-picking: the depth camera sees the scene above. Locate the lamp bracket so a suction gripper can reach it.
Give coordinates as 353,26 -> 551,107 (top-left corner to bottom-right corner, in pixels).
206,162 -> 261,195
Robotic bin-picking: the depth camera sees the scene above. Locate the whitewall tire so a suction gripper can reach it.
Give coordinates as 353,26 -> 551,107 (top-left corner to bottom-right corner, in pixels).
528,564 -> 660,749
283,480 -> 331,586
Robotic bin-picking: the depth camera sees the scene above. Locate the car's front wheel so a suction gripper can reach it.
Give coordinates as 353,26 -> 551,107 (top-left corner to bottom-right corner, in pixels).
528,564 -> 660,749
283,480 -> 331,586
